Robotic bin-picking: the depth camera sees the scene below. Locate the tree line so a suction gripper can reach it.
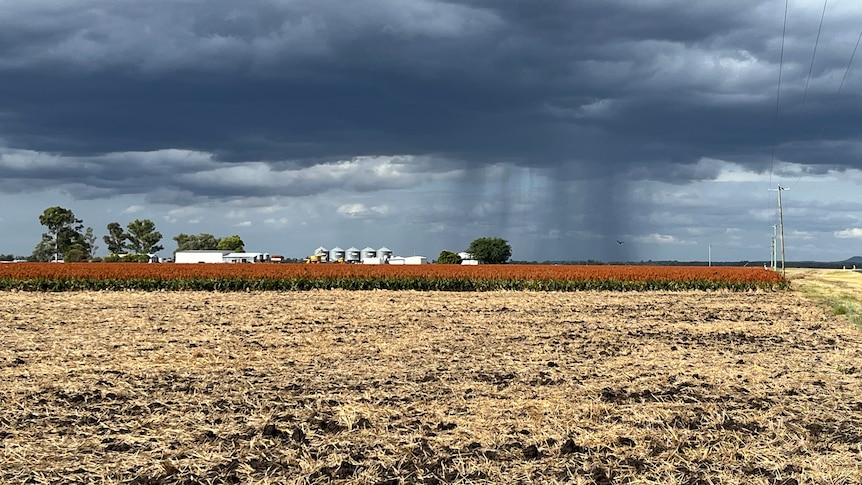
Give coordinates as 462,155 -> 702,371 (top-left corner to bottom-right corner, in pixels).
4,206 -> 513,264
437,237 -> 512,264
21,206 -> 246,262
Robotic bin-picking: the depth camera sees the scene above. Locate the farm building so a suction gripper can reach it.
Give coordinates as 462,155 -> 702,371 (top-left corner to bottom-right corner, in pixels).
361,247 -> 394,264
309,245 -> 422,264
389,256 -> 428,265
224,252 -> 270,263
459,251 -> 479,265
174,250 -> 230,264
175,251 -> 270,264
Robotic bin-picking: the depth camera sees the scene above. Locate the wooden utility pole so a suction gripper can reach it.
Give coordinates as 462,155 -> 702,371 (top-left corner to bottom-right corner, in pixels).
769,224 -> 778,271
777,186 -> 787,277
769,186 -> 788,276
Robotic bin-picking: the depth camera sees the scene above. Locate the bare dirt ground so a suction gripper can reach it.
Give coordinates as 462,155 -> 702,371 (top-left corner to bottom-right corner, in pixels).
2,290 -> 861,484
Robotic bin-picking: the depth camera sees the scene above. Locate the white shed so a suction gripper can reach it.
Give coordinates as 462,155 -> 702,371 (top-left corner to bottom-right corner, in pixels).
224,252 -> 269,263
389,256 -> 427,265
458,251 -> 479,265
174,250 -> 230,264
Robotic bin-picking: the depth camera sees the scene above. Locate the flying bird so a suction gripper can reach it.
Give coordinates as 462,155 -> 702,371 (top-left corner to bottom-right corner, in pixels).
616,240 -> 624,245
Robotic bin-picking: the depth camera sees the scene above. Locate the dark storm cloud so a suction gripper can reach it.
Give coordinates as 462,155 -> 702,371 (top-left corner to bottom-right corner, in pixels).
1,0 -> 860,193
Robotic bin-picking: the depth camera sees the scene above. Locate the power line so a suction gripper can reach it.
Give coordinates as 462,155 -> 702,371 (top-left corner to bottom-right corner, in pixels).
788,27 -> 861,191
768,0 -> 790,189
766,1 -> 789,273
801,0 -> 829,107
785,0 -> 829,191
765,2 -> 854,268
838,30 -> 862,94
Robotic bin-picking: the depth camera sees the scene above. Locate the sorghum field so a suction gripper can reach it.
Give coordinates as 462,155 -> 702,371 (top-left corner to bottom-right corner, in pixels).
2,284 -> 861,484
0,263 -> 786,291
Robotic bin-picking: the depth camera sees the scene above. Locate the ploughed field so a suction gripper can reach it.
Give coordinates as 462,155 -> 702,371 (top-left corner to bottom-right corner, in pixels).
2,290 -> 861,484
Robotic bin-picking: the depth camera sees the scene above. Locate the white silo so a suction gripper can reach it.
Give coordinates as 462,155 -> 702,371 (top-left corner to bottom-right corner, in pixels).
377,246 -> 392,261
345,247 -> 361,263
330,246 -> 346,262
361,247 -> 377,260
314,247 -> 329,262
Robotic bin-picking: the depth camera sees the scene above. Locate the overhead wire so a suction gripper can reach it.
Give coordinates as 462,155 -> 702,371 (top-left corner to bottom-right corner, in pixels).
801,0 -> 829,107
765,0 -> 854,265
785,28 -> 862,192
768,0 -> 790,190
766,0 -> 790,269
838,30 -> 862,94
786,0 -> 830,190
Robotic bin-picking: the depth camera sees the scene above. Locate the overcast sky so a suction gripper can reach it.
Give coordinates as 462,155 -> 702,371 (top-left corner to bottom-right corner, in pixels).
1,0 -> 861,262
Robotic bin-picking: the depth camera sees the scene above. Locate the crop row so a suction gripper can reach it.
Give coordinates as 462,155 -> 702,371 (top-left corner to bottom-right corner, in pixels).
0,263 -> 787,291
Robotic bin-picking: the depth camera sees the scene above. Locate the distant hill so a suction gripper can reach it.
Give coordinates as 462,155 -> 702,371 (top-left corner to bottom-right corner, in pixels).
842,256 -> 862,264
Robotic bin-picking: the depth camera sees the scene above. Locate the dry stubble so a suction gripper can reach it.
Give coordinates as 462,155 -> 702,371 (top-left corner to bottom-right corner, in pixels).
2,290 -> 861,484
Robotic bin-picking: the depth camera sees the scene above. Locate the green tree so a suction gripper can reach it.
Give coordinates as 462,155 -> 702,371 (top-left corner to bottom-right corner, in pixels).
173,233 -> 220,253
437,250 -> 462,264
83,227 -> 98,259
217,235 -> 245,251
65,246 -> 86,262
103,222 -> 129,254
466,237 -> 512,264
37,206 -> 85,261
126,219 -> 164,254
30,234 -> 57,262
62,233 -> 89,261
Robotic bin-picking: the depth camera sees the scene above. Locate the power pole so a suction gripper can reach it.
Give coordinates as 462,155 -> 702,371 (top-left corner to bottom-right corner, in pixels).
771,225 -> 777,271
777,186 -> 787,277
768,186 -> 788,276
